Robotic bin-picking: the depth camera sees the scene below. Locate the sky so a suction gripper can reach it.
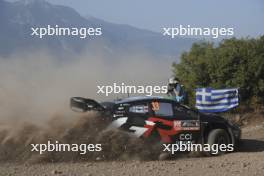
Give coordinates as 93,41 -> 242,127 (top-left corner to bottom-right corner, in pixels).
9,0 -> 264,37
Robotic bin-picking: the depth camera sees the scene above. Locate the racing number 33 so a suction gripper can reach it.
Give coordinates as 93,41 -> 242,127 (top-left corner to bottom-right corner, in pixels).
151,101 -> 159,111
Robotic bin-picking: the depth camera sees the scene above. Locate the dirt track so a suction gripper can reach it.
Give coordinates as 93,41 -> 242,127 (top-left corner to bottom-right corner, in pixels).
1,120 -> 264,176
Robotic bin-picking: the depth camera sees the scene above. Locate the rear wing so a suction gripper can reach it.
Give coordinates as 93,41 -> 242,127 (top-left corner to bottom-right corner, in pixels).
70,97 -> 105,112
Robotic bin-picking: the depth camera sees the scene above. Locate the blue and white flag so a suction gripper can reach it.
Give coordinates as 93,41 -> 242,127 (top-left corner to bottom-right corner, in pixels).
195,88 -> 239,113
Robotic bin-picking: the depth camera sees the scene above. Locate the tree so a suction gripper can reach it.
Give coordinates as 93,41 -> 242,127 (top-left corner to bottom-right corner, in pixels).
172,36 -> 264,108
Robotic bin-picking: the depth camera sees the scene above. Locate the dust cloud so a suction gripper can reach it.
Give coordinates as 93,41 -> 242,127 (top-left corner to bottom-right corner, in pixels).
0,48 -> 172,162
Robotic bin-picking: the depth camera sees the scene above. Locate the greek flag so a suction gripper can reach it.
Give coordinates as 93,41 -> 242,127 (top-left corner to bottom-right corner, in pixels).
195,88 -> 239,113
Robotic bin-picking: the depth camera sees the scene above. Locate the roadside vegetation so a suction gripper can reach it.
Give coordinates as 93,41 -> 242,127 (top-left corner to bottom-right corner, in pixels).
173,36 -> 264,111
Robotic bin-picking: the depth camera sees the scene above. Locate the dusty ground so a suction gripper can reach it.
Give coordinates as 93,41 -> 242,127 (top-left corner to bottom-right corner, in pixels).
0,119 -> 264,176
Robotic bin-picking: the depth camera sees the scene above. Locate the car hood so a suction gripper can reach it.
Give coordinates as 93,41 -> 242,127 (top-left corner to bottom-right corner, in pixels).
199,113 -> 227,123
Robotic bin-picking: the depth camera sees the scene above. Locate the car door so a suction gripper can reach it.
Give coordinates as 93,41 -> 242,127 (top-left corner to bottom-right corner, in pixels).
143,99 -> 200,143
143,99 -> 179,143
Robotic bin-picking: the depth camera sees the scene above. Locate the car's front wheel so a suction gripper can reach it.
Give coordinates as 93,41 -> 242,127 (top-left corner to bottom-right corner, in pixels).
206,129 -> 230,155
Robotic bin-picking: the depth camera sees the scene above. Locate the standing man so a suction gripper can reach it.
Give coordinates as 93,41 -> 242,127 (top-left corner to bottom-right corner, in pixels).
167,77 -> 186,103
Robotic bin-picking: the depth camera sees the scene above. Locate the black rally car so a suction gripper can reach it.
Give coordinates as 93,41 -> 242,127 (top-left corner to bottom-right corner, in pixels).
70,96 -> 241,154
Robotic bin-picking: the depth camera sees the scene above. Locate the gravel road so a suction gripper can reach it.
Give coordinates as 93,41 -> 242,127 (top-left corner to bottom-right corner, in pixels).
1,122 -> 264,176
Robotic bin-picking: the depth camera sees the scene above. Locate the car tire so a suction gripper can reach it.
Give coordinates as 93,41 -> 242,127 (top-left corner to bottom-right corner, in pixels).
206,129 -> 230,156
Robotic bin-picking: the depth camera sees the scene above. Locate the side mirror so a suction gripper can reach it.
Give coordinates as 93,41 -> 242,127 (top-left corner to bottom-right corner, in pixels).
70,97 -> 104,112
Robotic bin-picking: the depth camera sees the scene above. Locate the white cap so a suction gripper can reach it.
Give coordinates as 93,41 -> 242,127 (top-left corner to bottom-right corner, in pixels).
169,77 -> 178,84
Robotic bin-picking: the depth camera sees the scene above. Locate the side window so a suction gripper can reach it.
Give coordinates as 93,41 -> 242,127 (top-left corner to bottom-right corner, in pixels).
151,101 -> 173,117
129,103 -> 149,114
174,104 -> 198,120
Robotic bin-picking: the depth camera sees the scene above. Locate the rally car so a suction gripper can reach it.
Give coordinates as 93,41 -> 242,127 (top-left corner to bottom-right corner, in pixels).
70,96 -> 241,155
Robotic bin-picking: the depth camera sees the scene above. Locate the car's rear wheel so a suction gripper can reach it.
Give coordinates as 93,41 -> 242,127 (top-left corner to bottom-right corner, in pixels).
206,129 -> 230,156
